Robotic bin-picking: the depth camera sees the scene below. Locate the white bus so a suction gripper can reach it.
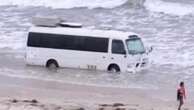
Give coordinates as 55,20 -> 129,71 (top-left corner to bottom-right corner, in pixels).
26,25 -> 151,73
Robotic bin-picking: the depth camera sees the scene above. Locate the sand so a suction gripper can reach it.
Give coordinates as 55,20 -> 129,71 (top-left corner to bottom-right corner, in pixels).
0,74 -> 192,110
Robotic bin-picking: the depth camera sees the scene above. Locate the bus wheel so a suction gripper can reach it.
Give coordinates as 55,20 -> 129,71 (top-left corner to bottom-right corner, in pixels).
108,64 -> 120,73
46,59 -> 59,69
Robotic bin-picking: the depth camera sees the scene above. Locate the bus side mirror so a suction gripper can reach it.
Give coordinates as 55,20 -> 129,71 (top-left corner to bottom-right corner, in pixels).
146,46 -> 153,54
149,46 -> 153,53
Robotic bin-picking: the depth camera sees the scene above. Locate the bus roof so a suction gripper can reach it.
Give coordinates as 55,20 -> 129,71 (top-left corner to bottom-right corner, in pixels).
29,26 -> 139,40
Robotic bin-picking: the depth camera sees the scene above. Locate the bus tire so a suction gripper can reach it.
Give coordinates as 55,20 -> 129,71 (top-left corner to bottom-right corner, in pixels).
46,59 -> 59,69
108,64 -> 120,73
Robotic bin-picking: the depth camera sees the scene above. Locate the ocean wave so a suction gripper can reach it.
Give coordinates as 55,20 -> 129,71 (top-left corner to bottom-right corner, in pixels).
0,0 -> 128,9
144,0 -> 194,16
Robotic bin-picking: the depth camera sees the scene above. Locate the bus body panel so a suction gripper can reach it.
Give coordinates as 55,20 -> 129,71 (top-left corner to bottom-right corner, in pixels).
27,47 -> 109,70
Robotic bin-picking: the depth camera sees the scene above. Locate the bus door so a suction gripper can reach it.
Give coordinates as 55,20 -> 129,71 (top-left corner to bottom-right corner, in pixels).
109,39 -> 127,71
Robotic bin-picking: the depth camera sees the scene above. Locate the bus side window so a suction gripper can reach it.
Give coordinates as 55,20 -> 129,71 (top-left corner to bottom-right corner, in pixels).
112,40 -> 126,54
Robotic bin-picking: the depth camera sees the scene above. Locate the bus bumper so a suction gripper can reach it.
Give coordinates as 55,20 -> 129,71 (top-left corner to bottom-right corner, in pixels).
126,58 -> 149,73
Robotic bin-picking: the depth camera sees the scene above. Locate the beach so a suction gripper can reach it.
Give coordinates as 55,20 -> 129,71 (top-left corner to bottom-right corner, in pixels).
0,74 -> 192,110
0,51 -> 193,110
0,0 -> 194,109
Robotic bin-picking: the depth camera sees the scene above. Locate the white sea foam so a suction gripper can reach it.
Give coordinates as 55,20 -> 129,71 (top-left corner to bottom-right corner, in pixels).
144,0 -> 194,16
150,51 -> 194,67
0,0 -> 127,9
0,32 -> 26,50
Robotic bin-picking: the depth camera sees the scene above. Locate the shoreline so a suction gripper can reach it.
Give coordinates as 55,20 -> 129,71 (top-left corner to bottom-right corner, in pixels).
0,51 -> 192,109
0,74 -> 192,110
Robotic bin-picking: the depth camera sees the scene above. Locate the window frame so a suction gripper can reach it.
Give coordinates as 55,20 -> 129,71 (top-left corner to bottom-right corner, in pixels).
111,39 -> 126,55
27,32 -> 109,53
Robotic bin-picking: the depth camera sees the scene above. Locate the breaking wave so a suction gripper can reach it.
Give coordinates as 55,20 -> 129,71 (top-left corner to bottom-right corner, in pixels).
144,0 -> 194,16
0,0 -> 193,16
0,0 -> 128,9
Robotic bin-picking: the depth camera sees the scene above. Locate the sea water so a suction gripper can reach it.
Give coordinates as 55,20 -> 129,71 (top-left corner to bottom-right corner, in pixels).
0,0 -> 194,101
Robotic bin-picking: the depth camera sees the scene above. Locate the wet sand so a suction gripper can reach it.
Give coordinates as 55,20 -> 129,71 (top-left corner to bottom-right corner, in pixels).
0,50 -> 193,109
0,74 -> 192,110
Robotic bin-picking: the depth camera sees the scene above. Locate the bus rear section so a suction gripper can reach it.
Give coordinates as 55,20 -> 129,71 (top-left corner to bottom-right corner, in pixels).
26,32 -> 110,71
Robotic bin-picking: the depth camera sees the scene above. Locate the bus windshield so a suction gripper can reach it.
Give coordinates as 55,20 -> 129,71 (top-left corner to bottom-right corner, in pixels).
126,38 -> 145,55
